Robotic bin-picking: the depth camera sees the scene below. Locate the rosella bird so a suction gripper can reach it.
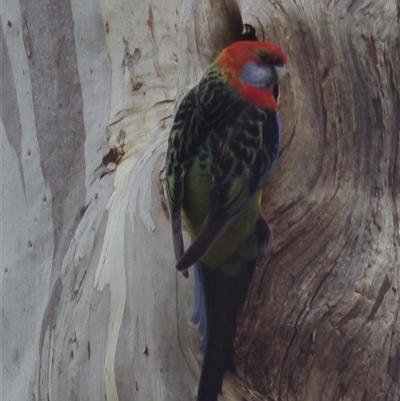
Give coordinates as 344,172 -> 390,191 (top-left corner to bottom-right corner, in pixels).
165,40 -> 287,401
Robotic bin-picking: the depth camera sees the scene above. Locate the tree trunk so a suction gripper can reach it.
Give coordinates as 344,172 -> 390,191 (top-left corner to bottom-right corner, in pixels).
1,0 -> 398,400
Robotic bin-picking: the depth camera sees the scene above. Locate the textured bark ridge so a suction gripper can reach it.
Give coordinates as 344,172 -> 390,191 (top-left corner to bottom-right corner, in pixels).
230,2 -> 400,401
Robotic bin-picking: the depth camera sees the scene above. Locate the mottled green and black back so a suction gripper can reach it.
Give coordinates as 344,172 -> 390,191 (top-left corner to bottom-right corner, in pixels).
166,63 -> 280,256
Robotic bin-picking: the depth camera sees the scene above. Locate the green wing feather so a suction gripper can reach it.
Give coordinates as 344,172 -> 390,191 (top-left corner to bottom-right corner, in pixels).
165,87 -> 199,262
167,68 -> 279,271
166,66 -> 280,271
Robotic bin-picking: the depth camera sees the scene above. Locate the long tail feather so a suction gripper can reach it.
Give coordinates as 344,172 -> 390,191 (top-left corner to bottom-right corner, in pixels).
191,264 -> 208,355
194,261 -> 254,401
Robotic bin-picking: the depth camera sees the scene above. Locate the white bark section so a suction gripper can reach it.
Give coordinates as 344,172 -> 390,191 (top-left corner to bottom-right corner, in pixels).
87,1 -> 197,399
70,0 -> 111,200
1,1 -> 54,400
3,0 -> 199,399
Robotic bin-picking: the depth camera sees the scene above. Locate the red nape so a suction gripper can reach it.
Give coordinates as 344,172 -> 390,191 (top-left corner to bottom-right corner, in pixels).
224,41 -> 287,65
217,41 -> 287,73
216,41 -> 287,110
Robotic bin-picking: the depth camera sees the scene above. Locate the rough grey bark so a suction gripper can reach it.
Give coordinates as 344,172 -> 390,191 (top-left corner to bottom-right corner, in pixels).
231,2 -> 400,401
1,0 -> 398,401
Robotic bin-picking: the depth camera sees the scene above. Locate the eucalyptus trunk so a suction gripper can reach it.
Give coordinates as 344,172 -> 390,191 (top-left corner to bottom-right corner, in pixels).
1,0 -> 398,400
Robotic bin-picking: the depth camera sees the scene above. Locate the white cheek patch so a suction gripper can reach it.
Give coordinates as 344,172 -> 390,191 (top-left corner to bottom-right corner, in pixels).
241,62 -> 274,88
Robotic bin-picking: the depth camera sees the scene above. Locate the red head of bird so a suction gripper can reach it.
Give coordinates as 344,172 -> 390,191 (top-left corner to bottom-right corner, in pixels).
215,41 -> 287,109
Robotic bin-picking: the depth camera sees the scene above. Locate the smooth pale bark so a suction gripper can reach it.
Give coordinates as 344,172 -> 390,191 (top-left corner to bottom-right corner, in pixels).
1,0 -> 398,401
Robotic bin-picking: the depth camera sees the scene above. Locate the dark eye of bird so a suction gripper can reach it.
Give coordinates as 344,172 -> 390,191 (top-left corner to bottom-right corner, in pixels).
258,51 -> 272,64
